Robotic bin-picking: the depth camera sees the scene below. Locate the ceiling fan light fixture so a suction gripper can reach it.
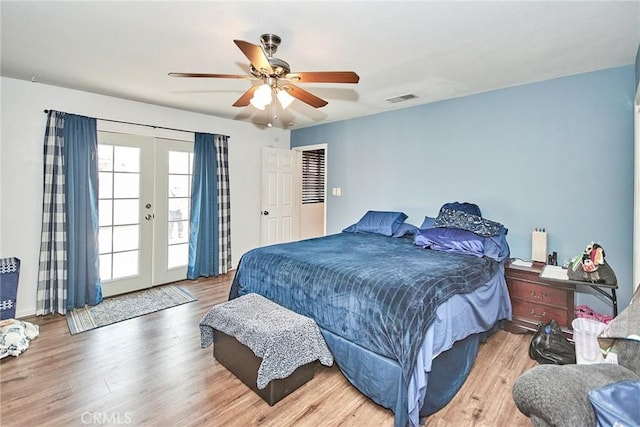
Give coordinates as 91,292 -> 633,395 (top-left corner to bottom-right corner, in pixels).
250,83 -> 272,110
276,88 -> 295,109
250,98 -> 266,110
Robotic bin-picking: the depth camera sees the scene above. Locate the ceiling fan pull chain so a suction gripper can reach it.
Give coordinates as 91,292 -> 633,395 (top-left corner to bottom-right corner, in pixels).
267,94 -> 275,128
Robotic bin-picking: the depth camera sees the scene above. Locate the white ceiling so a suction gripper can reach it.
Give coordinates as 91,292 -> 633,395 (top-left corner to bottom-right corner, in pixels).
2,1 -> 639,130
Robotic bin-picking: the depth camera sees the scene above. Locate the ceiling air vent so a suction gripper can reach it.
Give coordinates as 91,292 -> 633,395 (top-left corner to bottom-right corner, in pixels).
385,93 -> 418,104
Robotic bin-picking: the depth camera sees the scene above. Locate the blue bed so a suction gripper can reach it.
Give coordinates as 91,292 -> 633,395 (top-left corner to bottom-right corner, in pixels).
229,214 -> 511,427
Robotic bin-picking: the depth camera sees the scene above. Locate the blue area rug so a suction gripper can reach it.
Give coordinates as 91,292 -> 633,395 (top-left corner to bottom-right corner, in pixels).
66,285 -> 197,334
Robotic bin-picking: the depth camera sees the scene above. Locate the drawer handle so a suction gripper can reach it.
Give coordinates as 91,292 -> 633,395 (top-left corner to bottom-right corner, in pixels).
530,309 -> 546,319
529,289 -> 547,299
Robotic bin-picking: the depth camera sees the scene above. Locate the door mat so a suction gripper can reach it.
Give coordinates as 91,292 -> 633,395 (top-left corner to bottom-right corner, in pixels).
66,285 -> 197,334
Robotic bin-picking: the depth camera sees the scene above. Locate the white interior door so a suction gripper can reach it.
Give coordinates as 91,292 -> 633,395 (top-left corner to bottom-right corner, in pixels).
261,147 -> 301,246
98,132 -> 193,297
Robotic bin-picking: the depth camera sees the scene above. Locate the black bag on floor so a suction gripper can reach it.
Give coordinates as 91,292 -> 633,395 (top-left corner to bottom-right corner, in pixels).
529,319 -> 576,365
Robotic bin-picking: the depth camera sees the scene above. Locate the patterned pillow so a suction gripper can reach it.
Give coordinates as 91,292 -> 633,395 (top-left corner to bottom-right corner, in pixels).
439,202 -> 482,217
433,208 -> 503,237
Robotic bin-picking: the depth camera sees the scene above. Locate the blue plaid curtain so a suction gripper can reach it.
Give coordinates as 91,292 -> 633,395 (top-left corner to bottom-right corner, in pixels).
37,111 -> 102,315
187,133 -> 231,279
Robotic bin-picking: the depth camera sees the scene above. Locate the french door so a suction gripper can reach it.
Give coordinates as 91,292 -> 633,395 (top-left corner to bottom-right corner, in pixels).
97,132 -> 193,297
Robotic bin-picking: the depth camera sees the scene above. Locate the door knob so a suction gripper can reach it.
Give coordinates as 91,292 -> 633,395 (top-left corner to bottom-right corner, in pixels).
262,210 -> 269,216
145,214 -> 154,220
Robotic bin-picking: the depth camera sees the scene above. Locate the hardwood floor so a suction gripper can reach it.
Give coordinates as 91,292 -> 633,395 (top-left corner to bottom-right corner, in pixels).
1,273 -> 537,426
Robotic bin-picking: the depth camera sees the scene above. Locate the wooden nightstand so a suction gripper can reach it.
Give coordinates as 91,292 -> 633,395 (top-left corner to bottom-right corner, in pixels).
504,261 -> 575,337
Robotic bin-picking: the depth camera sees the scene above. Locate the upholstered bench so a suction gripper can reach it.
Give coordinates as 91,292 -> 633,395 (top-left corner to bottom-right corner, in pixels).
199,293 -> 333,405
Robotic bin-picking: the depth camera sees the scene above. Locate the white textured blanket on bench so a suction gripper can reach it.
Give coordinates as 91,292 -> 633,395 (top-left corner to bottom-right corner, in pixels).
199,293 -> 334,389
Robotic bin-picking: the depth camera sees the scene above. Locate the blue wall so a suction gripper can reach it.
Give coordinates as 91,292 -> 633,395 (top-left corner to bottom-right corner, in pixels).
291,65 -> 636,311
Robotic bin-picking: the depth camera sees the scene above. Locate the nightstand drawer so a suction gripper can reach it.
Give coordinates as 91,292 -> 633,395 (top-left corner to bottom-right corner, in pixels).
503,261 -> 575,336
511,299 -> 572,327
507,280 -> 569,308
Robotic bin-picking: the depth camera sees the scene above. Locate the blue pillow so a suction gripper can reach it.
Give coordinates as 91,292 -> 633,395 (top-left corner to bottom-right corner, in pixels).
439,202 -> 482,217
392,222 -> 419,238
482,227 -> 510,261
353,211 -> 408,236
414,227 -> 485,257
588,380 -> 640,427
434,208 -> 504,237
342,223 -> 357,233
420,216 -> 436,229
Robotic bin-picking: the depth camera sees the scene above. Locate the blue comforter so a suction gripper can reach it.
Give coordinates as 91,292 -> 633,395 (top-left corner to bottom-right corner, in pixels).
229,232 -> 500,384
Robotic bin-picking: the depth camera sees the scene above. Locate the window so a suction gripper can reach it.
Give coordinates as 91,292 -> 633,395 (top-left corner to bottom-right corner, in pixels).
301,149 -> 325,204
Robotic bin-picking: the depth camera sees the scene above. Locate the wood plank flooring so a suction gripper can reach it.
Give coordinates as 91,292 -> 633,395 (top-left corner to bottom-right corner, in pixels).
1,273 -> 537,426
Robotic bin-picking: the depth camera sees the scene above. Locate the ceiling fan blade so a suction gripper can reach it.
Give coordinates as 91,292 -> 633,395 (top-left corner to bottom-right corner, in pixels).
169,72 -> 252,79
285,71 -> 360,84
281,84 -> 328,108
234,40 -> 273,75
232,85 -> 259,107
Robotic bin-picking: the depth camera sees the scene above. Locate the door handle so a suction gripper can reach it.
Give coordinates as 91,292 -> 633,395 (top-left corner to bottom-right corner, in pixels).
145,214 -> 154,220
262,210 -> 269,216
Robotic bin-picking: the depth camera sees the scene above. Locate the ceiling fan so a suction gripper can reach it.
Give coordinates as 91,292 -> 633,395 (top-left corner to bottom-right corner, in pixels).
169,34 -> 359,111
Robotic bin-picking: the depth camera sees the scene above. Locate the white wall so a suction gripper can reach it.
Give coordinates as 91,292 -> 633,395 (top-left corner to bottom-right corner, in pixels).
635,87 -> 640,291
0,77 -> 290,318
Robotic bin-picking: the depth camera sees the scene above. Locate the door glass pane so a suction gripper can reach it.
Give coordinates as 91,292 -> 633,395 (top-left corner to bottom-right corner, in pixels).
167,150 -> 192,269
99,172 -> 113,198
99,226 -> 113,254
169,151 -> 190,174
98,145 -> 113,171
112,251 -> 138,279
113,199 -> 139,225
99,200 -> 112,227
168,244 -> 188,269
168,206 -> 187,241
173,221 -> 189,244
113,225 -> 139,252
168,175 -> 189,197
100,254 -> 112,281
98,142 -> 141,282
114,146 -> 140,172
113,173 -> 139,198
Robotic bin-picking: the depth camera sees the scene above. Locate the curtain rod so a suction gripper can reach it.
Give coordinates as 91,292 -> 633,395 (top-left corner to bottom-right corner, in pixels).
43,109 -> 229,138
